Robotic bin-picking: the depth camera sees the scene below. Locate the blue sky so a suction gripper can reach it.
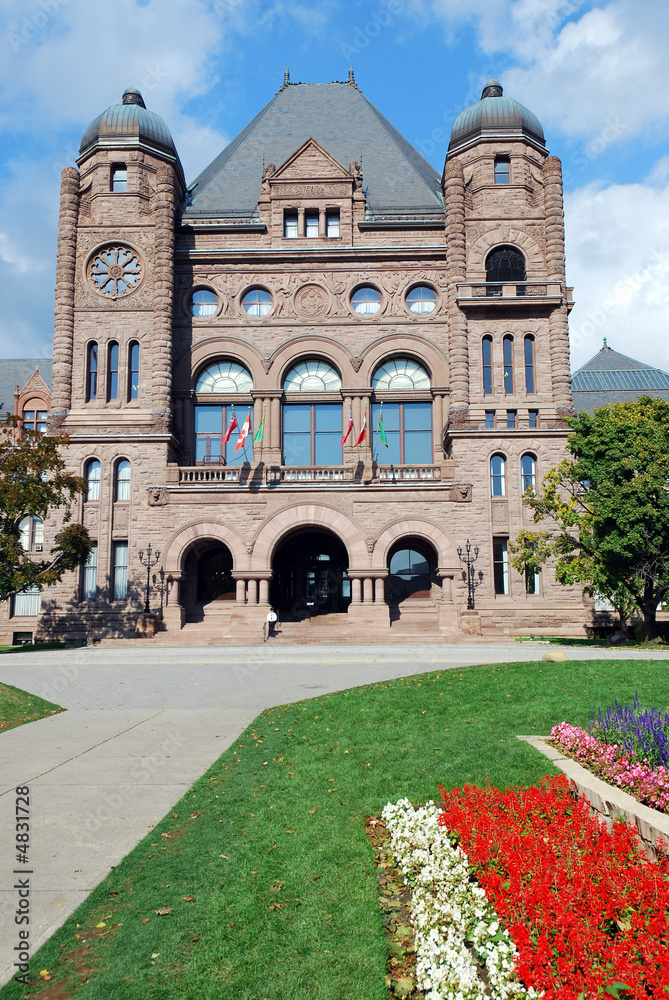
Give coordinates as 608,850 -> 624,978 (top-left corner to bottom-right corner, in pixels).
1,0 -> 668,371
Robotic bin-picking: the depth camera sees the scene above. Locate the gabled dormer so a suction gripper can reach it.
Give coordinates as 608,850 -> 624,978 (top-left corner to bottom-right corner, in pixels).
258,138 -> 365,245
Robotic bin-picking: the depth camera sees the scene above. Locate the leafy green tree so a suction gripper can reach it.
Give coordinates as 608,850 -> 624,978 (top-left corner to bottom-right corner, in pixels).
0,417 -> 92,600
509,396 -> 669,638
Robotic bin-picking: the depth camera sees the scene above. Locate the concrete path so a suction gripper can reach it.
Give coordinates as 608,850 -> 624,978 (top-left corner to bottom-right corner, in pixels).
0,641 -> 667,985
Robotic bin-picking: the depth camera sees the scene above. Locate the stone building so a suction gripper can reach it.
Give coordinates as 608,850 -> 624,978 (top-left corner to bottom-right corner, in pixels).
1,73 -> 588,644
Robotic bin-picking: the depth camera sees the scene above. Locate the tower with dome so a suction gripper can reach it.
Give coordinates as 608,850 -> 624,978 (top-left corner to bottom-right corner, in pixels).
0,75 -> 587,644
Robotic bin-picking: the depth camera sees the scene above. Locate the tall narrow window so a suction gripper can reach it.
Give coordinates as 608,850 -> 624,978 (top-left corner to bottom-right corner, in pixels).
18,517 -> 32,551
528,409 -> 538,429
506,409 -> 516,429
86,342 -> 98,401
526,567 -> 540,595
282,404 -> 342,466
524,335 -> 535,393
482,336 -> 493,395
490,454 -> 506,496
485,410 -> 495,429
371,402 -> 432,465
493,538 -> 509,595
521,453 -> 536,493
284,211 -> 298,238
112,542 -> 128,600
83,545 -> 98,600
326,210 -> 340,237
503,336 -> 514,394
305,211 -> 319,238
107,342 -> 119,400
115,459 -> 131,501
85,459 -> 101,501
128,342 -> 139,400
111,164 -> 127,191
494,156 -> 510,184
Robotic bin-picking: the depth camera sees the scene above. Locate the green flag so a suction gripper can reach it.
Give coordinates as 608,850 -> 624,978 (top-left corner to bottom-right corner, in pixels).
378,409 -> 388,447
253,412 -> 264,444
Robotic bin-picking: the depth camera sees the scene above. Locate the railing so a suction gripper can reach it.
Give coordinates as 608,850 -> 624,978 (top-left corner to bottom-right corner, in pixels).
375,464 -> 441,482
266,466 -> 354,484
179,467 -> 240,483
457,281 -> 563,299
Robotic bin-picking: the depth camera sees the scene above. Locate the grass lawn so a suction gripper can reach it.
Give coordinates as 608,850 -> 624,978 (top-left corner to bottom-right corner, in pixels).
0,682 -> 63,733
3,657 -> 669,1000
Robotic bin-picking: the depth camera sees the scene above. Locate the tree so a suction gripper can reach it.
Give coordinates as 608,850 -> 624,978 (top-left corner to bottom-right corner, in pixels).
509,396 -> 669,639
0,417 -> 92,600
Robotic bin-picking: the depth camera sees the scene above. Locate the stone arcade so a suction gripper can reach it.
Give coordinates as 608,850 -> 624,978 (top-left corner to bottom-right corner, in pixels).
1,74 -> 588,644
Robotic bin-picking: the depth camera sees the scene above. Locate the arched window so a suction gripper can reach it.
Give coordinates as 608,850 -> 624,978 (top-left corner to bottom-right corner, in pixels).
107,342 -> 119,400
242,288 -> 272,317
406,286 -> 436,315
114,459 -> 131,501
388,544 -> 433,603
191,289 -> 218,317
83,544 -> 98,600
503,336 -> 514,394
18,515 -> 43,551
351,286 -> 381,315
490,454 -> 506,496
86,342 -> 98,401
372,359 -> 432,465
524,335 -> 535,393
372,358 -> 430,391
196,361 -> 253,393
521,453 -> 536,493
128,341 -> 139,400
486,245 -> 526,296
85,459 -> 101,501
283,360 -> 341,392
482,336 -> 493,395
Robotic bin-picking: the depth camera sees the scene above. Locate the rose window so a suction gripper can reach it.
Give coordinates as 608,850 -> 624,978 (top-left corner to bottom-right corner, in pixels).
88,246 -> 143,299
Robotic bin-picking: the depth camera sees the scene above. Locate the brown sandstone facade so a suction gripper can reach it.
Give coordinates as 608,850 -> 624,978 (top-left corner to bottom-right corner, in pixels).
0,76 -> 588,644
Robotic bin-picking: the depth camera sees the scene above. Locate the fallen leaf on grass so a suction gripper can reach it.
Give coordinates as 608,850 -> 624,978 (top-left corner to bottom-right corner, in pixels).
151,953 -> 160,959
95,922 -> 106,928
39,970 -> 51,980
154,908 -> 172,916
219,854 -> 230,860
161,833 -> 171,839
182,896 -> 196,902
141,919 -> 150,924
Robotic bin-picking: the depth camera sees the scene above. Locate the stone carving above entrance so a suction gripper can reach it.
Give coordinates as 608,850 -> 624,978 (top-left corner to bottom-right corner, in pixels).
449,483 -> 473,502
294,283 -> 329,319
147,487 -> 169,506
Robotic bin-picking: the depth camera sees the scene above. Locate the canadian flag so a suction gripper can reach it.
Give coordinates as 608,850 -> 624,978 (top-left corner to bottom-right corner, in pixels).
354,410 -> 367,447
235,411 -> 252,453
222,411 -> 238,443
340,409 -> 354,445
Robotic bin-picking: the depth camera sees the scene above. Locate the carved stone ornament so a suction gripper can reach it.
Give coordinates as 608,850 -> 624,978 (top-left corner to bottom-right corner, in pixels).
261,357 -> 273,374
365,538 -> 376,554
349,356 -> 364,372
147,487 -> 169,507
294,283 -> 329,319
449,483 -> 472,503
87,245 -> 143,300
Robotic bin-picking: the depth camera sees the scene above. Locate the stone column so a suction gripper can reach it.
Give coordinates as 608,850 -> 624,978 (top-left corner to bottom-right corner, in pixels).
162,572 -> 185,630
235,578 -> 246,604
443,159 -> 469,416
544,155 -> 573,412
298,208 -> 305,238
432,392 -> 444,461
247,579 -> 258,605
363,578 -> 374,603
151,166 -> 177,430
351,578 -> 362,605
51,168 -> 80,420
270,396 -> 281,451
373,576 -> 387,603
259,578 -> 270,605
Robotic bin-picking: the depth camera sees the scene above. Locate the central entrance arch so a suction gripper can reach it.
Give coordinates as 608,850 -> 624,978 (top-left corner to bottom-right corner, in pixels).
270,529 -> 350,618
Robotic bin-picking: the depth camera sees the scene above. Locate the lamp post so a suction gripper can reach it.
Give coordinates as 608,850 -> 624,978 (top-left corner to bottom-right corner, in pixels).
138,543 -> 160,614
152,566 -> 172,622
457,538 -> 482,610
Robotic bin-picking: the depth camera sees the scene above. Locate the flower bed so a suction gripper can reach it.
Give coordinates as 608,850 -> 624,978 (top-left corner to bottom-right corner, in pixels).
551,721 -> 669,812
438,775 -> 669,999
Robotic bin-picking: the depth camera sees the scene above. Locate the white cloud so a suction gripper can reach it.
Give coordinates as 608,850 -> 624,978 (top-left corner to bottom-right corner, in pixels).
565,175 -> 669,371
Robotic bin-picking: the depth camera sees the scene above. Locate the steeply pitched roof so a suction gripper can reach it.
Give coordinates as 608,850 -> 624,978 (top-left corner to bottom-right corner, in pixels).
571,341 -> 669,414
0,360 -> 52,418
183,80 -> 443,220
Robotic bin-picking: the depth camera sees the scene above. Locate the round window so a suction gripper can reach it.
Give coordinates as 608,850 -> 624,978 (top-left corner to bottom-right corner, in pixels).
191,289 -> 218,317
88,245 -> 142,299
406,285 -> 436,315
351,286 -> 381,315
242,288 -> 272,317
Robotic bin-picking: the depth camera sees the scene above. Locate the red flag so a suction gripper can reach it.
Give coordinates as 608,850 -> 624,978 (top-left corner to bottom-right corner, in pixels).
354,410 -> 367,447
235,411 -> 252,452
222,412 -> 238,443
340,409 -> 354,445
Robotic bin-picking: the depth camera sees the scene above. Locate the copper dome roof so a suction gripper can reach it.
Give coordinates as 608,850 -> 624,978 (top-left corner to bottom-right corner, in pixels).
449,81 -> 545,152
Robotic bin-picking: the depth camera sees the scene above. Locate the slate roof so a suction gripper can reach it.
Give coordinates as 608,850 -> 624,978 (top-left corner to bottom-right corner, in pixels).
183,80 -> 443,220
571,341 -> 669,414
0,360 -> 52,418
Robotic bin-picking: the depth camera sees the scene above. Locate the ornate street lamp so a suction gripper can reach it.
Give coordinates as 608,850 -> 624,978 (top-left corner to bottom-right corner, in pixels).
152,566 -> 173,622
457,538 -> 483,610
138,543 -> 160,614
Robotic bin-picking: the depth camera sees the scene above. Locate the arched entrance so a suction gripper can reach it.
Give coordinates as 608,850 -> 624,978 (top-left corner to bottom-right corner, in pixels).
387,538 -> 437,606
270,529 -> 350,618
182,541 -> 235,611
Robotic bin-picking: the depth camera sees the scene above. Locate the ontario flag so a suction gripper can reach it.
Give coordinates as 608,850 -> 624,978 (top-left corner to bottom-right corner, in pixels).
235,410 -> 252,453
340,409 -> 354,445
222,410 -> 238,443
354,410 -> 367,447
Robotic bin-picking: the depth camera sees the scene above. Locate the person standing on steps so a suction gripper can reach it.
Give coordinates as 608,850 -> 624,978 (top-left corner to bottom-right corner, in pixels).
266,608 -> 278,638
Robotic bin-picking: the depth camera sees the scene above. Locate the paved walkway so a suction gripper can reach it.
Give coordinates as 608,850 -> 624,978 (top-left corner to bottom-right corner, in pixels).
1,641 -> 667,985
